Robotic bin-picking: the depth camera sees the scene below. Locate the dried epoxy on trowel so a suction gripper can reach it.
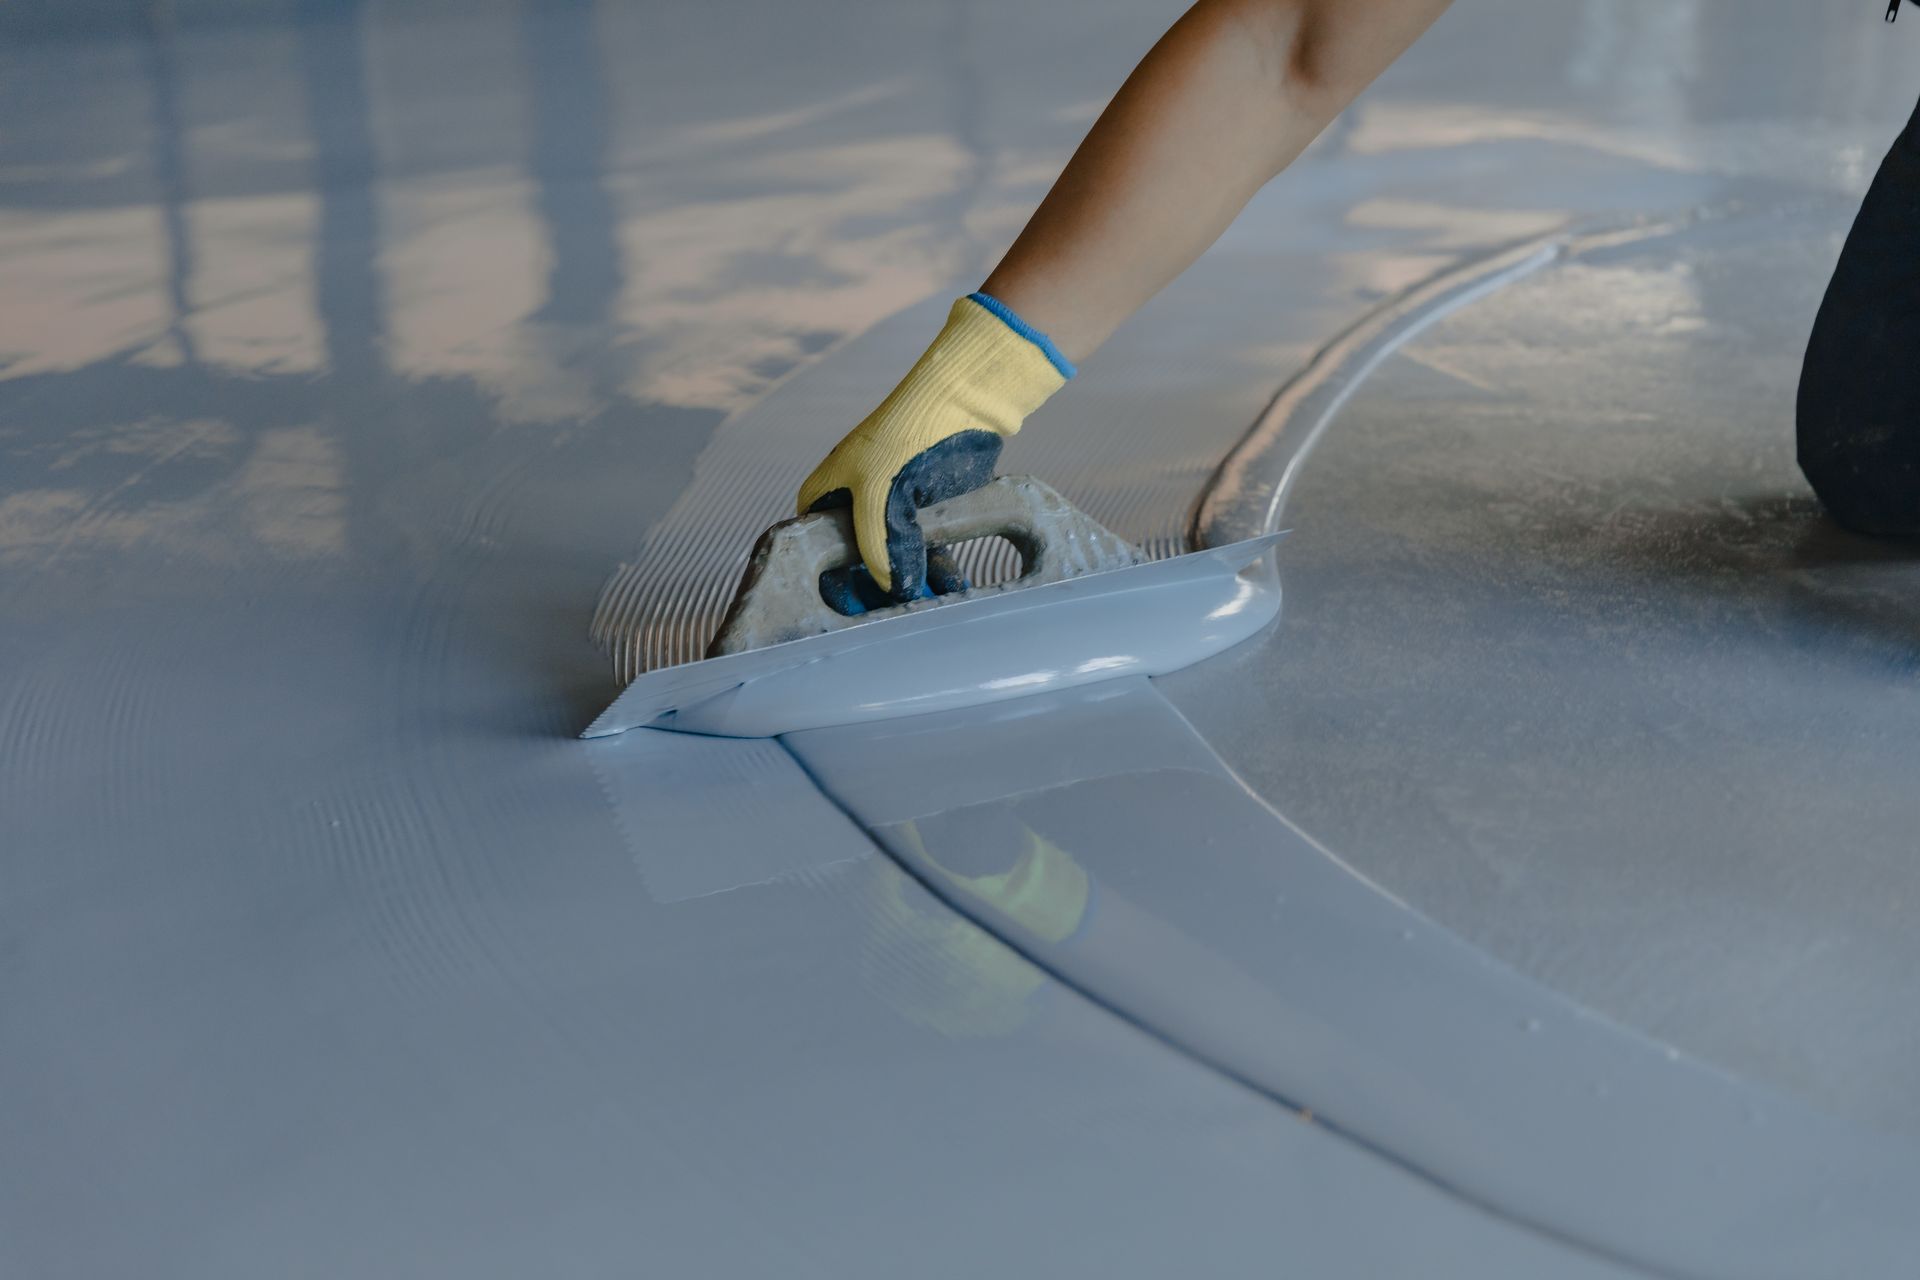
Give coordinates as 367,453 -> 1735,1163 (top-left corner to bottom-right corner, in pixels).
585,476 -> 1285,739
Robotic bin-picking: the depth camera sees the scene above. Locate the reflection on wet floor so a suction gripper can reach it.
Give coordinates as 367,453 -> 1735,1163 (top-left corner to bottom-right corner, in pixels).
5,1 -> 1920,1275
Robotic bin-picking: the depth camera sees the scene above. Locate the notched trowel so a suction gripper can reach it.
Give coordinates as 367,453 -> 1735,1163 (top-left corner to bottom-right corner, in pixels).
584,476 -> 1283,739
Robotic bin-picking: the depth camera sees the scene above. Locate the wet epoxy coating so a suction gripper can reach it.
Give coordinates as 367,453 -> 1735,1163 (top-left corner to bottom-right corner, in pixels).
589,533 -> 1282,738
6,1 -> 1920,1276
788,679 -> 1920,1280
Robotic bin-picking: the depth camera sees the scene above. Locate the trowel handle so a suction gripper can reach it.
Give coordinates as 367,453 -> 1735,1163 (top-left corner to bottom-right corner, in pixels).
913,480 -> 1047,571
705,476 -> 1142,657
914,476 -> 1132,581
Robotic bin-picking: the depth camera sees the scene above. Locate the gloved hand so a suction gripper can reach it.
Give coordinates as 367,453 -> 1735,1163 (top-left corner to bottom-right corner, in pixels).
797,292 -> 1075,602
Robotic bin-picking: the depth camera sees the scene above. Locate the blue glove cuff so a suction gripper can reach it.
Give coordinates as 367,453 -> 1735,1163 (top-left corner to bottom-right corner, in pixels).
966,291 -> 1078,380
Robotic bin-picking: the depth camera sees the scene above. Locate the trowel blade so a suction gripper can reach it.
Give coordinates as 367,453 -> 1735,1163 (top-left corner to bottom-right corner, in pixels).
581,532 -> 1285,740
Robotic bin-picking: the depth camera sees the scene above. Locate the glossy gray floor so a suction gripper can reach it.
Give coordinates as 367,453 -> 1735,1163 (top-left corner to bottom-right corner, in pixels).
4,2 -> 1918,1277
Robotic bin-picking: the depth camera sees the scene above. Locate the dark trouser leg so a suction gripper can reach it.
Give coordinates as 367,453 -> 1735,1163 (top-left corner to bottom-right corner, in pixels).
1797,89 -> 1920,535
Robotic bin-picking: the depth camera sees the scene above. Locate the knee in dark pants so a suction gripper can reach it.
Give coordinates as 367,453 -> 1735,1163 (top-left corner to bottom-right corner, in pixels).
1797,421 -> 1920,537
1796,89 -> 1920,536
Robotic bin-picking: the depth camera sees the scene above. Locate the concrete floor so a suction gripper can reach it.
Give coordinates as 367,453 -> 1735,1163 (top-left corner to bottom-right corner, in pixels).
4,1 -> 1919,1276
1168,201 -> 1920,1138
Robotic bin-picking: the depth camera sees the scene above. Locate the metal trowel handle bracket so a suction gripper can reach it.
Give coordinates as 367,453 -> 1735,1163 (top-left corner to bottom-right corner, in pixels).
705,476 -> 1143,658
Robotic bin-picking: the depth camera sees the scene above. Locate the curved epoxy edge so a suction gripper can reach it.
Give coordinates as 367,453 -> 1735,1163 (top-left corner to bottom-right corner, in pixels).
781,207 -> 1920,1280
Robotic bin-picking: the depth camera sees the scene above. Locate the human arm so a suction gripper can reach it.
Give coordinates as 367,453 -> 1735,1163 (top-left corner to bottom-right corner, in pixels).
799,0 -> 1454,598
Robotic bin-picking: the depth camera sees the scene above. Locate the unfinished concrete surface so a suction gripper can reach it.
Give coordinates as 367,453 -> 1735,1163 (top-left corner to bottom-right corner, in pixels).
1168,200 -> 1920,1139
4,1 -> 1919,1276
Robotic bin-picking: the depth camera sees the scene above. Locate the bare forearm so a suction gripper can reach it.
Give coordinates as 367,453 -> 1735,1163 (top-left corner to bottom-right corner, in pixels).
981,0 -> 1452,362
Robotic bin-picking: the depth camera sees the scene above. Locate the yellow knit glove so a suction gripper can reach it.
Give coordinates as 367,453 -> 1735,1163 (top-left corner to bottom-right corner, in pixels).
796,293 -> 1072,597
